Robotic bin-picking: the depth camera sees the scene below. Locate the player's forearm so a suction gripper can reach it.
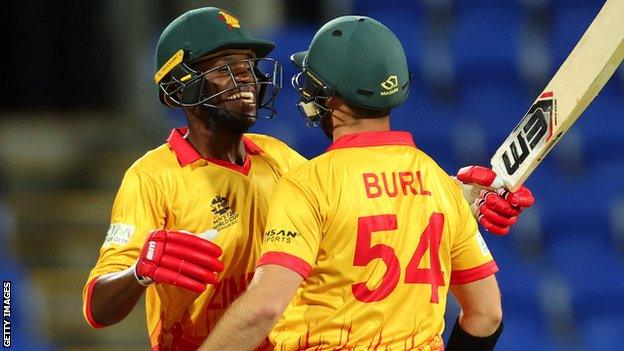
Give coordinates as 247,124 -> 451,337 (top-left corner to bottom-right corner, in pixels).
89,267 -> 146,327
458,309 -> 502,337
199,289 -> 281,351
449,276 -> 502,337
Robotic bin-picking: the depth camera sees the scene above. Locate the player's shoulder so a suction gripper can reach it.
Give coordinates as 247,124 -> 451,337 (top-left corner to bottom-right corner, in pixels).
279,150 -> 331,183
415,149 -> 462,190
416,149 -> 457,183
126,143 -> 176,176
245,133 -> 307,169
417,149 -> 448,174
244,133 -> 294,153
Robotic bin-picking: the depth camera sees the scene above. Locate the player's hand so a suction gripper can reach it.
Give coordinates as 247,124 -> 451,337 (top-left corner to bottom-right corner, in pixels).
456,165 -> 535,236
135,229 -> 225,292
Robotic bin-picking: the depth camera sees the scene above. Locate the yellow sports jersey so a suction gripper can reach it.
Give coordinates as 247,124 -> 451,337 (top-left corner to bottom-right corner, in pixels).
258,131 -> 498,351
82,127 -> 306,351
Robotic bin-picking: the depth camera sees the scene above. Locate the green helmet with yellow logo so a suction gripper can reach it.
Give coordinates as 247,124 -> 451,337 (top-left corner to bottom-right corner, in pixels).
154,7 -> 281,119
291,16 -> 410,125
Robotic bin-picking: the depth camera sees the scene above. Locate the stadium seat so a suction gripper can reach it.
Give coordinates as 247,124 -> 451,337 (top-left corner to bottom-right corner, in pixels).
352,4 -> 425,76
450,117 -> 490,167
535,161 -> 624,240
573,83 -> 624,167
610,197 -> 624,253
546,235 -> 624,322
263,25 -> 316,84
496,316 -> 564,351
451,5 -> 523,83
392,85 -> 457,171
580,314 -> 624,351
456,80 -> 529,147
551,3 -> 603,66
486,238 -> 546,322
452,0 -> 521,14
353,0 -> 423,12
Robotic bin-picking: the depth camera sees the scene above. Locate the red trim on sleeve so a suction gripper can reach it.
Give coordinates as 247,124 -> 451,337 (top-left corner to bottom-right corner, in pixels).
450,261 -> 498,285
257,252 -> 313,278
84,276 -> 106,329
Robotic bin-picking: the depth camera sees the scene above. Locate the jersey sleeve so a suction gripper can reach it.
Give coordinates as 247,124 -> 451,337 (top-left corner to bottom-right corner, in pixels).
448,182 -> 498,285
82,168 -> 166,327
256,176 -> 322,279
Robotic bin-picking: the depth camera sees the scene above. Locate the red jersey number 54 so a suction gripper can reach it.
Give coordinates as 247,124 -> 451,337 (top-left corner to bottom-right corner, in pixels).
352,213 -> 445,303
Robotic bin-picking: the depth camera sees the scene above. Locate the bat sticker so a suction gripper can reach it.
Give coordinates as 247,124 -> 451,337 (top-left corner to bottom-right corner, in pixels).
501,96 -> 555,175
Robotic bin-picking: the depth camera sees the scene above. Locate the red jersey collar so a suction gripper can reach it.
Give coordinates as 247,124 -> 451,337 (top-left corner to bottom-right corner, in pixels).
166,127 -> 263,174
327,131 -> 416,151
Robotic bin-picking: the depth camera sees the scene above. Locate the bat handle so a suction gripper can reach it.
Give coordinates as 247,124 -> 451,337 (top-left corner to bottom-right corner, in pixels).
456,175 -> 507,205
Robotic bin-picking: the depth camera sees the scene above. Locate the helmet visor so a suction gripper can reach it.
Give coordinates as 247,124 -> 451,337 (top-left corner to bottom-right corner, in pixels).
159,56 -> 282,119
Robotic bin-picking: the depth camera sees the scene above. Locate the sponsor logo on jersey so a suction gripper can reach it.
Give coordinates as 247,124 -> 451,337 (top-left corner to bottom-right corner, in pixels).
211,195 -> 230,215
264,228 -> 298,244
475,231 -> 490,256
211,195 -> 239,231
380,75 -> 399,96
103,223 -> 135,246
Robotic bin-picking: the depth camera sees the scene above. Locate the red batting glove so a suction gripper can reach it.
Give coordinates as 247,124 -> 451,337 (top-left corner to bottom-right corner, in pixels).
456,166 -> 535,236
135,230 -> 225,292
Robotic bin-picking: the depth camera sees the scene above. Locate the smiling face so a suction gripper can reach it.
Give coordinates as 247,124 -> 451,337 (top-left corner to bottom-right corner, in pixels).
192,50 -> 259,121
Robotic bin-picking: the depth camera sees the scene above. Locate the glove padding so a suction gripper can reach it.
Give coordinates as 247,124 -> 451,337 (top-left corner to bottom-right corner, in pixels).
135,229 -> 225,292
456,166 -> 535,236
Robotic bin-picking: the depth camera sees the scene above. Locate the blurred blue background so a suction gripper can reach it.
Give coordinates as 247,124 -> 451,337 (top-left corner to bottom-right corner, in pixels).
0,0 -> 622,350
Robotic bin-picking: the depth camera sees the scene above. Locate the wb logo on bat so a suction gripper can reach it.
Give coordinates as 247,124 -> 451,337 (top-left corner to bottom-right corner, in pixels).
502,99 -> 554,175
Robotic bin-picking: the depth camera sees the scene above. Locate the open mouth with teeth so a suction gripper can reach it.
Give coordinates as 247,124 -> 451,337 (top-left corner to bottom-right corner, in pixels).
225,91 -> 255,105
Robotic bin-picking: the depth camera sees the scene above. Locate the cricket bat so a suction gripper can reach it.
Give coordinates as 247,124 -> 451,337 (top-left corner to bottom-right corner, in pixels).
490,0 -> 624,191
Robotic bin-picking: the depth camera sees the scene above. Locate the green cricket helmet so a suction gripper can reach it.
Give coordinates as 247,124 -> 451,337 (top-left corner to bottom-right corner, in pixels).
291,16 -> 410,126
154,7 -> 282,118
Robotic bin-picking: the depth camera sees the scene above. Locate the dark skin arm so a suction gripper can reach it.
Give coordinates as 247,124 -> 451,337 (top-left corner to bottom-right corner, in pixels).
89,266 -> 147,326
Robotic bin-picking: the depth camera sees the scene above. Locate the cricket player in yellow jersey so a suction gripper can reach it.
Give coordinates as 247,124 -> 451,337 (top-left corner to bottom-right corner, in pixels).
200,16 -> 533,351
82,8 -> 306,350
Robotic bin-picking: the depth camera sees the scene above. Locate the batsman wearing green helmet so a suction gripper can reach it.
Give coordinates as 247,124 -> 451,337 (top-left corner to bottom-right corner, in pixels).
199,16 -> 533,351
290,15 -> 410,136
82,7 -> 306,350
154,6 -> 281,124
